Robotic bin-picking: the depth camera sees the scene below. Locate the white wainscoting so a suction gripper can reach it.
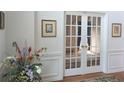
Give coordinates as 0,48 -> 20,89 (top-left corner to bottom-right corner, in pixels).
40,51 -> 63,81
107,49 -> 124,73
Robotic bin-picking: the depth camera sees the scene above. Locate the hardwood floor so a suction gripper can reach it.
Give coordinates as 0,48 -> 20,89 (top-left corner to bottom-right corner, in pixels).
58,72 -> 124,82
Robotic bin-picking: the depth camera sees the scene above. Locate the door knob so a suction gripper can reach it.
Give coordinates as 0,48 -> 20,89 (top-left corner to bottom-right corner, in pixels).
81,45 -> 88,48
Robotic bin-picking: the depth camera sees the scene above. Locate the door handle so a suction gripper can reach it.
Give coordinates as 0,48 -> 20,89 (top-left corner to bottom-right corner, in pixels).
81,45 -> 88,48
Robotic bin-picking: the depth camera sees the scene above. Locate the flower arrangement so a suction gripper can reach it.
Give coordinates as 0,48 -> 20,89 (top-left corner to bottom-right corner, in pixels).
0,41 -> 47,82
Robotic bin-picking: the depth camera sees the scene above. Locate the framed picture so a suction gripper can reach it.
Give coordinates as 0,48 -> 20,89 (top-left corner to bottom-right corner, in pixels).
0,11 -> 5,29
42,20 -> 56,37
112,23 -> 122,37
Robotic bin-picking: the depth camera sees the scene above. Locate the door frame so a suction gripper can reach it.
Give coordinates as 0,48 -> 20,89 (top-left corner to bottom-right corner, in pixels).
64,11 -> 108,76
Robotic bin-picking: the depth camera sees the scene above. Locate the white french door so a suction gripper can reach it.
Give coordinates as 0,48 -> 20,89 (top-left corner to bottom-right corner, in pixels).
64,12 -> 102,76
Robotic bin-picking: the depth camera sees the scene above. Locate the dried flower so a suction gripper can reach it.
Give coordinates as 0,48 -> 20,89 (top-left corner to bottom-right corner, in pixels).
28,47 -> 32,53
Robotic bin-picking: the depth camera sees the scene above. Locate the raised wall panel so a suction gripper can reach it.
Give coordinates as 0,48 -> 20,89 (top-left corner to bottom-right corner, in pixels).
40,52 -> 63,81
108,50 -> 124,73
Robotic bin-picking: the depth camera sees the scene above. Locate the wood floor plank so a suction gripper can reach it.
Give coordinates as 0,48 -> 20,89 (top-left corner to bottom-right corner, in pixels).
57,72 -> 124,82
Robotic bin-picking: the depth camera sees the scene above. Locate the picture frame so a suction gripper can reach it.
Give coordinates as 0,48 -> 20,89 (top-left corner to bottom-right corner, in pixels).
112,23 -> 122,37
42,20 -> 56,37
0,11 -> 5,29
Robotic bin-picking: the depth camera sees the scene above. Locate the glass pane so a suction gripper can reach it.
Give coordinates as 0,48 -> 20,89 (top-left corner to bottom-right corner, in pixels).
78,26 -> 81,36
71,59 -> 75,68
77,47 -> 81,57
87,37 -> 91,50
66,37 -> 70,46
97,27 -> 101,32
75,48 -> 78,57
66,26 -> 70,36
87,59 -> 91,67
65,59 -> 70,69
66,15 -> 71,25
90,47 -> 96,54
72,26 -> 76,36
87,16 -> 91,26
92,27 -> 96,32
77,37 -> 81,47
92,57 -> 95,66
66,48 -> 70,58
71,48 -> 76,57
77,16 -> 81,25
72,37 -> 76,46
97,27 -> 101,53
91,27 -> 96,47
93,17 -> 96,26
97,57 -> 100,65
87,27 -> 91,36
97,17 -> 101,26
77,58 -> 81,68
72,15 -> 76,25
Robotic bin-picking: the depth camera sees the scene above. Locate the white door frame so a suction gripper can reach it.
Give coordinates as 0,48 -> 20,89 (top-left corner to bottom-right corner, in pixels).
64,11 -> 108,76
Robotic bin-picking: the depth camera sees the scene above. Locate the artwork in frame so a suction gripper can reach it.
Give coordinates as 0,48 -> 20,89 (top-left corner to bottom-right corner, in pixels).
0,11 -> 5,29
112,23 -> 122,37
42,20 -> 57,37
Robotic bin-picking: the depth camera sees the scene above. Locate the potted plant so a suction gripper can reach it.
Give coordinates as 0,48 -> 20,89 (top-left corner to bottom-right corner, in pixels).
0,42 -> 47,82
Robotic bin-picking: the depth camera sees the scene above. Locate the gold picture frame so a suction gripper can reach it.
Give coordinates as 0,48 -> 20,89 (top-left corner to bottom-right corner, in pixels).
112,23 -> 122,37
42,20 -> 56,37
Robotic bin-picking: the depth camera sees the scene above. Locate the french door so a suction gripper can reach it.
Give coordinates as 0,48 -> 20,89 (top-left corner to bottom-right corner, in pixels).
64,12 -> 102,76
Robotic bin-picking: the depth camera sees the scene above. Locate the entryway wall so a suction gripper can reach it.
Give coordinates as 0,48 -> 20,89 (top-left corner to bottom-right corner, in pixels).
5,11 -> 65,81
4,11 -> 124,81
107,12 -> 124,73
0,28 -> 5,61
35,11 -> 64,81
0,12 -> 6,61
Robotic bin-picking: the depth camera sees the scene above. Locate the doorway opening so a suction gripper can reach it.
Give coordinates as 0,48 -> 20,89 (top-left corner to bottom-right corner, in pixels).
64,12 -> 105,76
